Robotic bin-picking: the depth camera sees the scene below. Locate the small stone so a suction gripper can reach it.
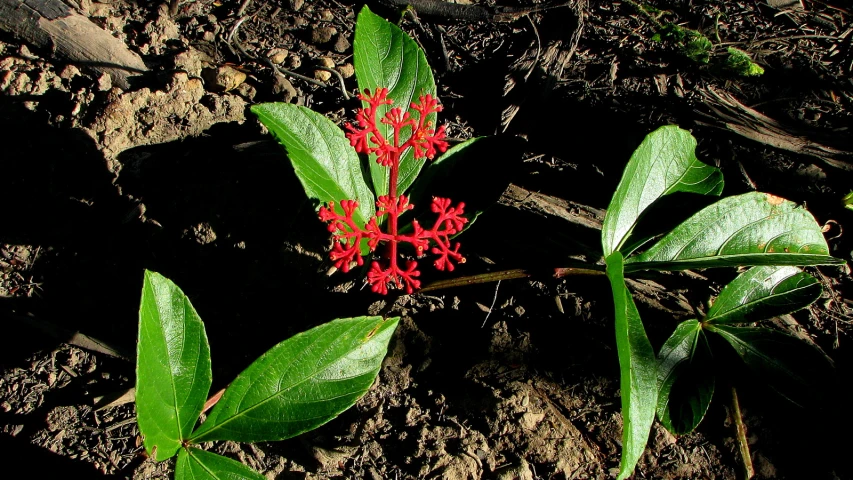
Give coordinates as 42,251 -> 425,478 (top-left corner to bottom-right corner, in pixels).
59,65 -> 81,80
333,34 -> 351,53
294,17 -> 308,27
319,9 -> 334,21
186,222 -> 217,245
287,55 -> 302,69
311,26 -> 337,45
314,57 -> 335,82
337,63 -> 354,79
273,76 -> 297,102
289,0 -> 303,11
201,65 -> 246,92
97,73 -> 112,91
202,31 -> 215,42
267,48 -> 289,64
235,82 -> 256,101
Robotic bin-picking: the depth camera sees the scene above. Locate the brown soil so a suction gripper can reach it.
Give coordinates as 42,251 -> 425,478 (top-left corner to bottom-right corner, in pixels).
2,0 -> 852,479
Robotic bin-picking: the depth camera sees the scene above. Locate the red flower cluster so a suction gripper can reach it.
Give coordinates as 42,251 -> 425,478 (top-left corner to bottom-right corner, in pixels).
318,88 -> 466,294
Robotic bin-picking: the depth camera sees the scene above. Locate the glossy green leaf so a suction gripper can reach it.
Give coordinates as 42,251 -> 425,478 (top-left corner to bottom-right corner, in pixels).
707,325 -> 834,407
656,320 -> 714,435
175,447 -> 266,480
626,192 -> 844,272
354,6 -> 436,197
190,316 -> 399,443
406,135 -> 524,231
605,252 -> 658,480
136,270 -> 212,461
705,266 -> 821,325
252,103 -> 375,227
602,126 -> 723,257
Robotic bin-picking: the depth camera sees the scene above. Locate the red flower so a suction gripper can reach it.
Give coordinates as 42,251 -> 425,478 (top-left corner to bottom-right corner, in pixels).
320,88 -> 465,294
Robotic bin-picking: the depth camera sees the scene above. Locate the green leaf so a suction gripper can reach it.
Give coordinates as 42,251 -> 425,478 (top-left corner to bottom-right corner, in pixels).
406,135 -> 524,231
175,447 -> 266,480
136,270 -> 212,461
251,103 -> 375,227
724,47 -> 764,77
354,6 -> 436,197
601,125 -> 723,257
605,252 -> 658,480
707,325 -> 834,407
190,316 -> 399,443
626,192 -> 845,272
656,320 -> 714,435
705,266 -> 822,325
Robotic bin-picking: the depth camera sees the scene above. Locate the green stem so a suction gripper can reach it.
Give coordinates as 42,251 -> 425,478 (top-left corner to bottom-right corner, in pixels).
730,386 -> 754,480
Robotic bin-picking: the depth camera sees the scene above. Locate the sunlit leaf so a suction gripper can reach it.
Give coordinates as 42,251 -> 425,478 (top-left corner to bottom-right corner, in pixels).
626,192 -> 844,272
354,6 -> 437,197
252,103 -> 375,228
190,316 -> 399,443
605,252 -> 658,480
175,447 -> 265,480
602,125 -> 723,257
136,270 -> 211,461
705,266 -> 821,325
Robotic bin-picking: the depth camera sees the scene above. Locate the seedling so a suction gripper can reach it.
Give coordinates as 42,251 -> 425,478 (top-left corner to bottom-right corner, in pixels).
599,125 -> 841,478
135,270 -> 398,479
252,6 -> 510,294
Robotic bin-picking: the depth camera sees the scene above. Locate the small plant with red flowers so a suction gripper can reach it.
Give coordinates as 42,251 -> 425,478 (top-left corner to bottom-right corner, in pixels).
252,6 -> 512,294
317,86 -> 465,294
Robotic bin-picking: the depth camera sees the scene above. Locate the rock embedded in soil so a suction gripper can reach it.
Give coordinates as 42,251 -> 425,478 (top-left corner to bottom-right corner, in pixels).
273,75 -> 297,102
314,57 -> 335,82
86,71 -> 246,166
202,65 -> 247,92
312,26 -> 337,45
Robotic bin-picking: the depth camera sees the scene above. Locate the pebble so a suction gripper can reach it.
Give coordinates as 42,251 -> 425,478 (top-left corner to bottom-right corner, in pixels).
267,48 -> 289,64
273,76 -> 297,102
319,9 -> 334,21
337,63 -> 354,79
333,34 -> 351,53
312,26 -> 337,45
201,65 -> 246,92
289,0 -> 303,11
314,57 -> 335,82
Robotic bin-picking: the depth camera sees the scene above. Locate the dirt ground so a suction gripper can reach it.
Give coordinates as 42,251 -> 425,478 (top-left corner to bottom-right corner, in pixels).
2,0 -> 852,478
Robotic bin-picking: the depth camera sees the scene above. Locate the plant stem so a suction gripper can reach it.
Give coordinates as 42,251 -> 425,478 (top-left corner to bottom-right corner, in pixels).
418,265 -> 605,293
730,386 -> 754,479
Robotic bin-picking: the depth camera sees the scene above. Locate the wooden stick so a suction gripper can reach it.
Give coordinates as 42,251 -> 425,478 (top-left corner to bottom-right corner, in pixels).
0,0 -> 148,89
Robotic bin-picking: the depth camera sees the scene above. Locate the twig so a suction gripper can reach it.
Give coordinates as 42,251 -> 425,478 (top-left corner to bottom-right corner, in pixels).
523,15 -> 541,82
717,34 -> 841,47
226,14 -> 343,93
418,269 -> 532,292
481,280 -> 501,327
314,66 -> 351,100
730,387 -> 755,479
236,0 -> 252,17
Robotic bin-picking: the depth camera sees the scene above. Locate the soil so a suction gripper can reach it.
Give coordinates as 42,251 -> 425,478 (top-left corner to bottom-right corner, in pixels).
2,0 -> 852,478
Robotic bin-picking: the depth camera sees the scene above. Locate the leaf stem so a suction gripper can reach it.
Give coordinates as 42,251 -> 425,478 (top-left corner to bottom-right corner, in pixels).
730,386 -> 755,479
417,265 -> 605,293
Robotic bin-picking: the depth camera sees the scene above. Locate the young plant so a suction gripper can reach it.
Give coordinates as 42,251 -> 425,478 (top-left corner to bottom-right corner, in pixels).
135,270 -> 399,479
599,125 -> 842,478
657,264 -> 833,436
252,6 -> 509,294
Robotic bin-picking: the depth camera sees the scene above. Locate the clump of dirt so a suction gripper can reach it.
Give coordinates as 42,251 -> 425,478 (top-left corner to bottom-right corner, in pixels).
86,72 -> 246,167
